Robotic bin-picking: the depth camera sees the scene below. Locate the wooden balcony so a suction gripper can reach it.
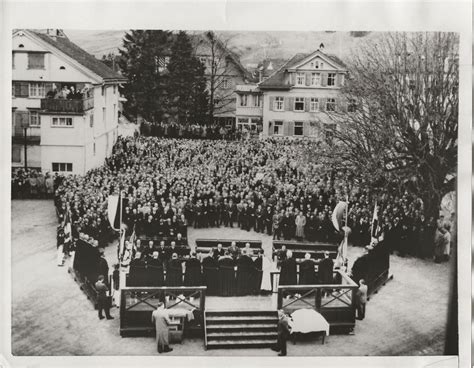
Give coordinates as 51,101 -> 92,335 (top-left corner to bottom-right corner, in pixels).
40,97 -> 94,114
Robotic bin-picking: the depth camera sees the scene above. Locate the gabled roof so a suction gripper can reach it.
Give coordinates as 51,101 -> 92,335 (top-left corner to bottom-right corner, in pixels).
258,50 -> 347,89
27,30 -> 127,82
288,49 -> 347,70
191,32 -> 252,81
258,53 -> 307,89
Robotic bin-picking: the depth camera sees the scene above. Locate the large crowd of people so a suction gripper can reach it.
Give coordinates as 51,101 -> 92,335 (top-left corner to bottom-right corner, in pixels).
140,121 -> 243,140
52,135 -> 452,261
11,169 -> 61,199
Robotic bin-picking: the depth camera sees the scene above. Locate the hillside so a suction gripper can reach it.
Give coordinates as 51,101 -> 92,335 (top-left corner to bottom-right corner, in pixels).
66,29 -> 379,67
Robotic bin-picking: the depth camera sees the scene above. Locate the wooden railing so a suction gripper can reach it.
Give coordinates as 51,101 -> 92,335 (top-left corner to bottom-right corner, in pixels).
41,97 -> 94,113
120,286 -> 206,337
277,270 -> 359,334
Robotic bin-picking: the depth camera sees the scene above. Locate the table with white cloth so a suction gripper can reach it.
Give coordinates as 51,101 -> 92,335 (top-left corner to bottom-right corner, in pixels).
165,307 -> 195,343
288,308 -> 330,344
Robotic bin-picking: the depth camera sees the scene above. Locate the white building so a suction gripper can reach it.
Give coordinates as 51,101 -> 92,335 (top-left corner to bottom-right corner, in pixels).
258,49 -> 348,139
12,29 -> 126,175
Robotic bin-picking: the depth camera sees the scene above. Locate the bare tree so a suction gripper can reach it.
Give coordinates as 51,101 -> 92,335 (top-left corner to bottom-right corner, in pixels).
329,32 -> 459,222
203,31 -> 239,124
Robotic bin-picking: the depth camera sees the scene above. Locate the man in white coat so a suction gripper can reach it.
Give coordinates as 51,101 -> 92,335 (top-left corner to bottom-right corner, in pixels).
152,302 -> 173,353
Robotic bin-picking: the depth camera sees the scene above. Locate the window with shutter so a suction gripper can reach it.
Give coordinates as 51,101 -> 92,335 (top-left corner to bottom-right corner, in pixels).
29,110 -> 40,126
274,97 -> 284,111
296,72 -> 305,86
326,98 -> 336,111
27,53 -> 45,69
294,97 -> 305,111
310,98 -> 319,112
274,121 -> 283,135
294,121 -> 304,136
327,73 -> 336,86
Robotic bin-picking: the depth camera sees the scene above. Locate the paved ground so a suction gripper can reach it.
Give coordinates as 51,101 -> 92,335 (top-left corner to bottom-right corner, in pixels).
11,200 -> 452,356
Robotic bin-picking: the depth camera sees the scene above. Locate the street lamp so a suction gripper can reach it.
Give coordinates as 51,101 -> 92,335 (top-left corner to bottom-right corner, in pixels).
20,117 -> 30,170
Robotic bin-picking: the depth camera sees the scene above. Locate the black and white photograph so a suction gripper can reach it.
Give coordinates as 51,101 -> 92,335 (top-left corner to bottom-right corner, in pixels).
1,1 -> 471,367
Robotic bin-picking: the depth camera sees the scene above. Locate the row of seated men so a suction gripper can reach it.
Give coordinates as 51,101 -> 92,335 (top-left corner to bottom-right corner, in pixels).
278,250 -> 336,286
126,248 -> 264,296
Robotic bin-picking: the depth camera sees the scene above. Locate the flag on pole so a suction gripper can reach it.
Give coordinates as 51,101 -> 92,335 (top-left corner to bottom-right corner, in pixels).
62,206 -> 72,240
371,201 -> 379,239
107,193 -> 122,231
331,201 -> 348,232
336,225 -> 350,265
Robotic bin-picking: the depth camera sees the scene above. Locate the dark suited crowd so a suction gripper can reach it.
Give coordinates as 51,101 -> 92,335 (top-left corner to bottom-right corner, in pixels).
124,240 -> 265,296
53,135 -> 452,263
141,121 -> 242,141
11,169 -> 59,199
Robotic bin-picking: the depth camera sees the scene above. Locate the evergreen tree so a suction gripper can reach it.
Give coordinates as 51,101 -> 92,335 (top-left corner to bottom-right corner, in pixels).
167,31 -> 209,124
118,30 -> 172,123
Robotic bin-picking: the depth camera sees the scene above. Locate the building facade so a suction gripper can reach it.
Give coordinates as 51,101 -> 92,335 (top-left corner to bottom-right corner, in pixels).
12,29 -> 126,175
258,49 -> 348,138
192,32 -> 253,127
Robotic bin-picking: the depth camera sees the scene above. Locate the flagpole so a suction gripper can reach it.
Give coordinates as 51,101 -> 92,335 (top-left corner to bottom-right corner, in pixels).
118,190 -> 123,261
344,194 -> 349,261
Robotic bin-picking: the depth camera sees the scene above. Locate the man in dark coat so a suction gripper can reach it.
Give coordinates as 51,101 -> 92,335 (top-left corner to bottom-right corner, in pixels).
166,253 -> 183,287
129,251 -> 147,286
218,251 -> 236,296
147,251 -> 165,286
202,249 -> 219,295
236,249 -> 254,295
279,250 -> 297,286
184,252 -> 202,286
318,251 -> 334,296
95,275 -> 113,320
252,249 -> 264,294
271,310 -> 291,356
213,243 -> 225,261
98,249 -> 109,287
299,253 -> 316,285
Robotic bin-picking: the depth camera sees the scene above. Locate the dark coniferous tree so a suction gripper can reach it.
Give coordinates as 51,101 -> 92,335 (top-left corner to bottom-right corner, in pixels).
118,30 -> 172,123
167,31 -> 209,124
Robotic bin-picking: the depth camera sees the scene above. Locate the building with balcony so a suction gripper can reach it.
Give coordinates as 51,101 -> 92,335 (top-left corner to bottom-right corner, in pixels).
258,48 -> 348,138
235,84 -> 263,133
12,29 -> 127,174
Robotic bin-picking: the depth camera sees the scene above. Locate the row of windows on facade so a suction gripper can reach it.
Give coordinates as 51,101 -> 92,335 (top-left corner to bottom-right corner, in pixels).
271,120 -> 336,136
12,81 -> 117,99
14,107 -> 115,129
293,72 -> 340,87
271,97 -> 356,113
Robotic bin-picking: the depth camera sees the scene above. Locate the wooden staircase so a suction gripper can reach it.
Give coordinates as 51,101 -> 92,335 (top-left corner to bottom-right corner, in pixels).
204,310 -> 278,349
